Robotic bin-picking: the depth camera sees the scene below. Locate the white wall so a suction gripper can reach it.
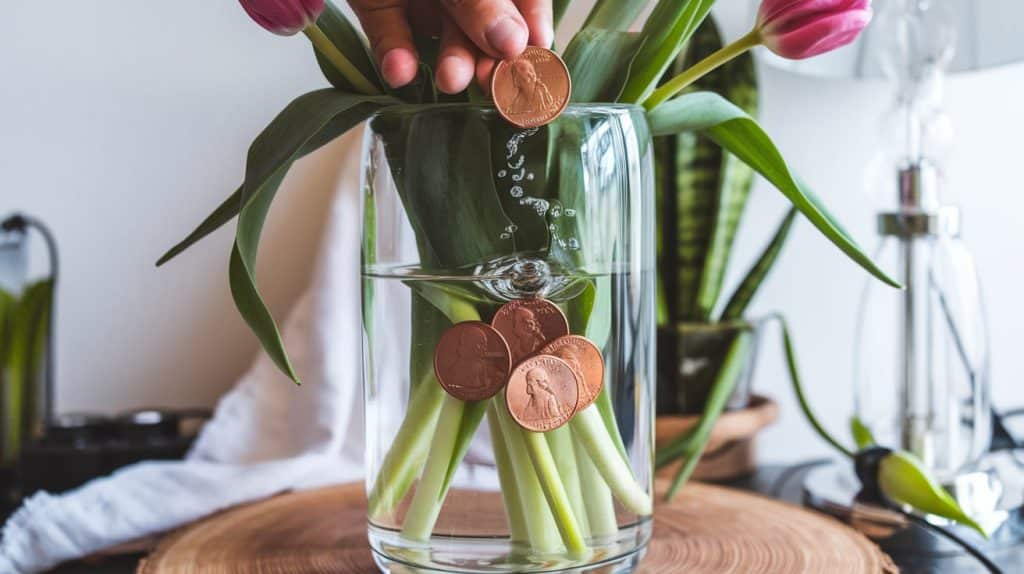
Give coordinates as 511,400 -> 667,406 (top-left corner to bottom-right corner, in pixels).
3,1 -> 1023,463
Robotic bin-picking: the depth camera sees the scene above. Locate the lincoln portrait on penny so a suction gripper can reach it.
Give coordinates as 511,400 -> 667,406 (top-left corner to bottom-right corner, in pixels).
510,307 -> 547,358
507,58 -> 557,116
524,366 -> 563,421
444,325 -> 502,392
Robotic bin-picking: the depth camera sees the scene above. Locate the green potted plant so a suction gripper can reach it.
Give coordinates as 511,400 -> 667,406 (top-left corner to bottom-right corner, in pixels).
653,15 -> 792,481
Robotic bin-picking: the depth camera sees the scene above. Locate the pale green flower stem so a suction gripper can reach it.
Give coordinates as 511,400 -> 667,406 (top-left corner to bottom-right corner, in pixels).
303,23 -> 380,95
487,406 -> 530,544
545,427 -> 590,539
572,406 -> 653,516
492,399 -> 564,554
402,394 -> 467,540
521,429 -> 588,557
367,378 -> 444,519
575,434 -> 619,537
644,29 -> 762,110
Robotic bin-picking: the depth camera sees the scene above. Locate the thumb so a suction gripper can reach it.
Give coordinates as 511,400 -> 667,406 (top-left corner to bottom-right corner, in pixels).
440,0 -> 528,58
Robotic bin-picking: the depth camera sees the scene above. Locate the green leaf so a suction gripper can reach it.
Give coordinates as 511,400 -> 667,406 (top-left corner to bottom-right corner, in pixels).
156,189 -> 242,266
157,91 -> 395,267
719,207 -> 797,320
850,416 -> 877,449
773,314 -> 853,458
665,16 -> 758,322
563,29 -> 646,103
312,1 -> 382,93
231,90 -> 387,383
879,450 -> 986,536
648,92 -> 901,288
619,0 -> 716,104
554,0 -> 571,29
371,108 -> 522,270
664,331 -> 751,499
582,0 -> 648,31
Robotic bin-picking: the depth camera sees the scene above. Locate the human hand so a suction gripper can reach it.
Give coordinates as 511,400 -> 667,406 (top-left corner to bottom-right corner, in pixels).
348,0 -> 552,94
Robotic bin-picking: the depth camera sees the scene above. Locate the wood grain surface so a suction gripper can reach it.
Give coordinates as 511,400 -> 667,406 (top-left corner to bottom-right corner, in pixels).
138,478 -> 894,573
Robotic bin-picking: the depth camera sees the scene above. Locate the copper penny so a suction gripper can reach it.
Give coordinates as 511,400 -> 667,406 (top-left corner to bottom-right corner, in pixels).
433,321 -> 512,402
491,46 -> 571,128
506,354 -> 579,432
491,299 -> 570,364
541,335 -> 604,411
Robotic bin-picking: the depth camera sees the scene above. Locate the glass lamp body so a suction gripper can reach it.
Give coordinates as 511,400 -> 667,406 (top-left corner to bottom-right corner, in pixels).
853,219 -> 990,482
360,105 -> 656,573
0,220 -> 53,469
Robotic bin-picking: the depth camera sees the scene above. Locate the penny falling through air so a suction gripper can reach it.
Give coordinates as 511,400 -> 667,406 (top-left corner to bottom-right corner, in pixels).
432,298 -> 604,432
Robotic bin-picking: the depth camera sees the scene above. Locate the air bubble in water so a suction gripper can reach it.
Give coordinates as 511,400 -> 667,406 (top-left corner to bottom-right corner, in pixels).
565,209 -> 576,217
566,238 -> 580,250
510,186 -> 524,198
550,205 -> 562,218
497,169 -> 507,178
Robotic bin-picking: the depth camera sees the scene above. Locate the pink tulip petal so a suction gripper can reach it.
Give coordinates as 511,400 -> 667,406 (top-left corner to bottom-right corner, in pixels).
239,0 -> 325,36
756,0 -> 872,60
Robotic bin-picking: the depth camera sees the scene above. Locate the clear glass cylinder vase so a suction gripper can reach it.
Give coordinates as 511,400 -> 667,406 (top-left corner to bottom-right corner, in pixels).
361,104 -> 656,573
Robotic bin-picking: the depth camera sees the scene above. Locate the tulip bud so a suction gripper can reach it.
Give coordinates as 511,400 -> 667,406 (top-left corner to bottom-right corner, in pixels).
239,0 -> 325,36
755,0 -> 872,60
872,450 -> 985,536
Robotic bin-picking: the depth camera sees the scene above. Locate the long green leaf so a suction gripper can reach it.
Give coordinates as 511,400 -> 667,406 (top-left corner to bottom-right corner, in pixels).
664,331 -> 751,499
563,29 -> 646,103
666,16 -> 758,322
312,1 -> 382,94
648,92 -> 900,287
619,0 -> 716,104
772,314 -> 854,458
879,451 -> 985,536
850,416 -> 877,449
231,90 -> 387,383
157,91 -> 394,267
582,0 -> 648,31
554,0 -> 571,29
719,207 -> 797,320
156,189 -> 242,266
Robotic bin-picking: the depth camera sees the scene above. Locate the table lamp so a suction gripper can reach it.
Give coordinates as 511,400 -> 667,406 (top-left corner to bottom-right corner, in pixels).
750,0 -> 1024,564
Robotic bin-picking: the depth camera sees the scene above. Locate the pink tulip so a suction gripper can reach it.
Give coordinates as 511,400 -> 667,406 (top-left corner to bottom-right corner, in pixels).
756,0 -> 872,60
239,0 -> 324,36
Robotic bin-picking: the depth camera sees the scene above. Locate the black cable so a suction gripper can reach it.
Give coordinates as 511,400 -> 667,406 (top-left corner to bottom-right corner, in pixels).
896,509 -> 1002,574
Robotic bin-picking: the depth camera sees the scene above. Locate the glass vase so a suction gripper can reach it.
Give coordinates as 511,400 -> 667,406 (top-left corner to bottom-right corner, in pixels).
361,104 -> 655,573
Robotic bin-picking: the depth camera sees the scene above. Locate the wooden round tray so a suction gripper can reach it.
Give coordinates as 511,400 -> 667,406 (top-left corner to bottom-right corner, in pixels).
138,480 -> 894,573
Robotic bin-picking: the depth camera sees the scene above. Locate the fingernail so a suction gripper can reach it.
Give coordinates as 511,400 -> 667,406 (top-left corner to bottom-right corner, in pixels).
486,16 -> 527,57
381,48 -> 416,88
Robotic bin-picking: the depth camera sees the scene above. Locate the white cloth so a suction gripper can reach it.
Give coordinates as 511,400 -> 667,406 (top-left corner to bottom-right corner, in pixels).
0,131 -> 366,574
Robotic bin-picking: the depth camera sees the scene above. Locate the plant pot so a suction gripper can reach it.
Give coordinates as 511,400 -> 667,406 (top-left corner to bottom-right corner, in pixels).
361,104 -> 655,573
656,320 -> 764,416
655,394 -> 778,481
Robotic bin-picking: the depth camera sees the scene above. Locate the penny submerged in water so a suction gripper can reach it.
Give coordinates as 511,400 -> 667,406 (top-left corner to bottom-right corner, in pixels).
506,355 -> 579,432
541,335 -> 604,411
433,321 -> 512,402
491,46 -> 571,128
491,299 -> 570,364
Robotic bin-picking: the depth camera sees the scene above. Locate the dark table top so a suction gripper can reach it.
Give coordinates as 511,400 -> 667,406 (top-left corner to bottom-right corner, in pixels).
41,461 -> 1021,573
